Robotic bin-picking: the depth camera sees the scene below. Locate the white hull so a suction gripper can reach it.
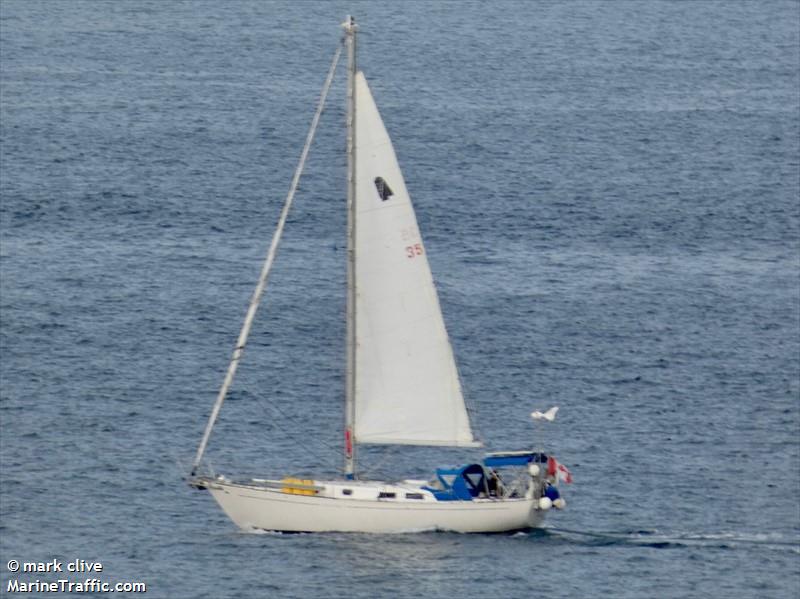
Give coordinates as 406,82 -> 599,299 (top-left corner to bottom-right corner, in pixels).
201,479 -> 546,534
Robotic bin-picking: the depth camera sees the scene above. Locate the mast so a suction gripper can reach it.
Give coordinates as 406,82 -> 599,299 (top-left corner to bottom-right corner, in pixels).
343,15 -> 357,479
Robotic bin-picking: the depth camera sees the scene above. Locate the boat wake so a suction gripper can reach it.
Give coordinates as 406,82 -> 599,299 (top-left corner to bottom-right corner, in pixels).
542,527 -> 800,552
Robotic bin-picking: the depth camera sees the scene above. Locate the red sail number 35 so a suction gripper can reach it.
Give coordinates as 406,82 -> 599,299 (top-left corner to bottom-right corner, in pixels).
405,243 -> 424,258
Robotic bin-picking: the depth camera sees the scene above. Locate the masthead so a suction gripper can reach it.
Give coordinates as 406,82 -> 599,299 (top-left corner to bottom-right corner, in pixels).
342,15 -> 358,35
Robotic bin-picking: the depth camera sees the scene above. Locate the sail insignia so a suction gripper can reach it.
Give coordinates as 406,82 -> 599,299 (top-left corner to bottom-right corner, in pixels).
374,176 -> 393,201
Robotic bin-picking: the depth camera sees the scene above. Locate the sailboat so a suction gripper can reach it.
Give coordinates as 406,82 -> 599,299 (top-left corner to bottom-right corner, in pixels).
188,16 -> 570,533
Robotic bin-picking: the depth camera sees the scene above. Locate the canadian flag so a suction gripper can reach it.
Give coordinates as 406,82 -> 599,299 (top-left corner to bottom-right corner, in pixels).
547,456 -> 573,484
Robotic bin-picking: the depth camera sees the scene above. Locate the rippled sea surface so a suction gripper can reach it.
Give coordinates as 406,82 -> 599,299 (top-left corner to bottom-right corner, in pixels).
1,1 -> 798,597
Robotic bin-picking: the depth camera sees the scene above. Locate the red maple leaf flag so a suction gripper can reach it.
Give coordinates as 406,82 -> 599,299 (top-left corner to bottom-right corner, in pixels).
547,456 -> 573,484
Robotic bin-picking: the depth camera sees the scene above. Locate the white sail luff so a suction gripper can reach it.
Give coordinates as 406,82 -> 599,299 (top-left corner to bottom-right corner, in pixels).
352,72 -> 478,447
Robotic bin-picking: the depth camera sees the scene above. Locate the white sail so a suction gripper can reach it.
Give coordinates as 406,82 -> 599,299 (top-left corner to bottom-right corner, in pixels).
352,72 -> 478,447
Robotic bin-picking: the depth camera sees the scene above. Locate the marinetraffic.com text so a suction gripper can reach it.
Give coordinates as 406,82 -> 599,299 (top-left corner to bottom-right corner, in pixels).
5,559 -> 147,594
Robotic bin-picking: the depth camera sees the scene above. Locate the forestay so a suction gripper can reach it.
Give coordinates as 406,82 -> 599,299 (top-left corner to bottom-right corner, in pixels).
352,72 -> 479,447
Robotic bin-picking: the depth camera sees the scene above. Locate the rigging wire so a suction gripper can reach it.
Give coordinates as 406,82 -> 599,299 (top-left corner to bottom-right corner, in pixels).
253,391 -> 341,473
357,446 -> 398,480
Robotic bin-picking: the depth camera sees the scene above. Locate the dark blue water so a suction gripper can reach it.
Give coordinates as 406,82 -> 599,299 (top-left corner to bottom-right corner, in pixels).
2,1 -> 798,597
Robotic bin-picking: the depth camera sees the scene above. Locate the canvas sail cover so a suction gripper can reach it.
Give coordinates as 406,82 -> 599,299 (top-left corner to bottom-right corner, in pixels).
352,71 -> 478,447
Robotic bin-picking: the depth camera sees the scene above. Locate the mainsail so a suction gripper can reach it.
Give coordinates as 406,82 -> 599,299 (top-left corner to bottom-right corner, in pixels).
352,72 -> 478,447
